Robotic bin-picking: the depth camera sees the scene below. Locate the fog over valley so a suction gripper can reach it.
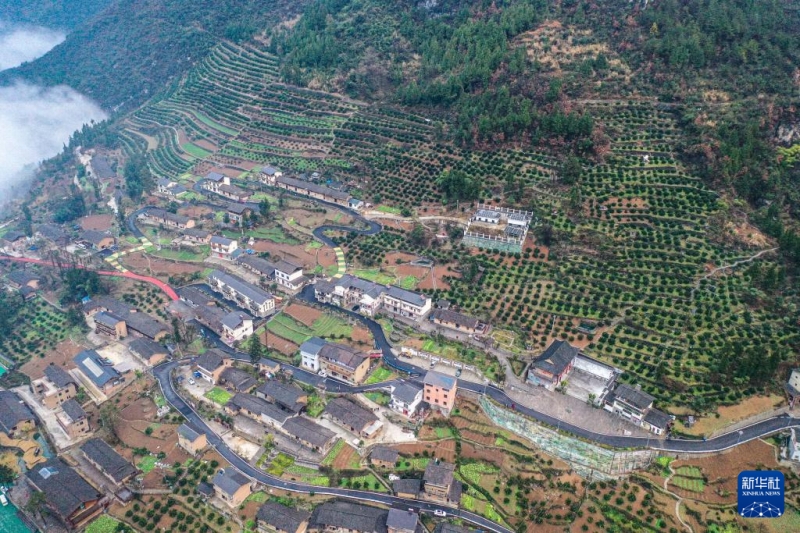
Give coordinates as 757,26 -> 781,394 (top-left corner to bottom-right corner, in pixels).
0,20 -> 106,204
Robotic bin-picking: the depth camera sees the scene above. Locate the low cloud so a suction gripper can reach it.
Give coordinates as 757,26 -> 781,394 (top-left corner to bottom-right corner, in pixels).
0,20 -> 65,71
0,82 -> 107,202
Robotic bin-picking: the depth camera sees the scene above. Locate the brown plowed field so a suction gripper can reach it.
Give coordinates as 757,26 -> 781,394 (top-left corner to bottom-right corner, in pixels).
285,303 -> 323,326
123,252 -> 204,276
332,444 -> 359,470
393,440 -> 456,462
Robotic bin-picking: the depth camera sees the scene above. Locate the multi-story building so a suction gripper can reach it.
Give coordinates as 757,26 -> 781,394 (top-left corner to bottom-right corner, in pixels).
33,363 -> 78,409
323,397 -> 383,438
237,255 -> 277,280
212,469 -> 252,508
156,178 -> 188,198
227,203 -> 253,224
182,227 -> 212,244
300,337 -> 327,372
56,399 -> 91,439
207,270 -> 275,317
390,382 -> 423,417
526,340 -> 577,390
26,458 -> 105,530
202,171 -> 230,191
177,423 -> 208,455
315,274 -> 431,320
195,349 -> 232,384
423,460 -> 461,505
221,312 -> 254,343
73,349 -> 126,394
605,383 -> 672,435
311,341 -> 371,384
80,438 -> 138,487
210,236 -> 239,260
274,260 -> 307,291
93,311 -> 128,339
423,371 -> 457,416
256,501 -> 310,533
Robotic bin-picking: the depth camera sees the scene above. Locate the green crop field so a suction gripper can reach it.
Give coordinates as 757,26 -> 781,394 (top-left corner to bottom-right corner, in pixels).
321,439 -> 345,466
86,516 -> 122,533
675,466 -> 703,478
353,268 -> 397,285
267,314 -> 313,344
310,314 -> 352,338
181,143 -> 213,158
376,205 -> 402,215
671,476 -> 705,493
192,110 -> 239,136
365,366 -> 393,384
204,387 -> 233,405
138,455 -> 158,473
399,276 -> 418,289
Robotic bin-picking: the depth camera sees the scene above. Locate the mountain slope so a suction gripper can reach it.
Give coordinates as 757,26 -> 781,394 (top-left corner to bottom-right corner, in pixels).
0,0 -> 114,30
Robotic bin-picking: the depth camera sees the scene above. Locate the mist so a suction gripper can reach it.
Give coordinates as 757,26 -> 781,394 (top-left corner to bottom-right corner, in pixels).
0,20 -> 65,70
0,21 -> 106,205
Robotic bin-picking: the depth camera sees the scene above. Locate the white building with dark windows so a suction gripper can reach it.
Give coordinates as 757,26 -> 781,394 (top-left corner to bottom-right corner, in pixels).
207,270 -> 275,317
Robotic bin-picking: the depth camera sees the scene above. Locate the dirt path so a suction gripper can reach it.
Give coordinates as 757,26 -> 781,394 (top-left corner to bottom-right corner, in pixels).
663,465 -> 694,532
690,247 -> 778,302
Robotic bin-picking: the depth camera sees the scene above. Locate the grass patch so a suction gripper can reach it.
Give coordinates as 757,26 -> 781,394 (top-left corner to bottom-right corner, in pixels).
435,427 -> 454,439
86,515 -> 121,533
138,455 -> 158,474
306,241 -> 323,250
182,143 -> 213,158
267,453 -> 295,476
204,387 -> 233,405
364,391 -> 390,405
376,205 -> 402,215
151,247 -> 208,262
671,476 -> 705,493
267,314 -> 313,345
675,466 -> 703,478
247,226 -> 300,244
192,110 -> 239,135
365,366 -> 393,384
311,314 -> 353,338
306,393 -> 326,417
246,491 -> 269,503
396,457 -> 430,471
342,473 -> 387,492
353,268 -> 396,285
399,276 -> 418,290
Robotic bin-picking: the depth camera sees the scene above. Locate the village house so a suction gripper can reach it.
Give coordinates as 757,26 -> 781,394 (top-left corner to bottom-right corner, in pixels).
0,390 -> 36,438
156,178 -> 188,198
225,393 -> 291,429
390,382 -> 423,417
423,371 -> 457,416
82,296 -> 169,341
73,349 -> 127,394
324,397 -> 383,438
369,446 -> 399,469
227,203 -> 253,225
81,230 -> 115,250
472,209 -> 501,224
56,399 -> 91,439
315,274 -> 431,320
6,270 -> 42,290
429,308 -> 486,335
316,341 -> 371,384
177,423 -> 208,455
221,311 -> 255,343
256,501 -> 310,533
202,171 -> 230,192
208,270 -> 275,317
786,368 -> 800,409
195,350 -> 233,384
220,367 -> 257,393
36,223 -> 69,247
2,230 -> 28,251
128,337 -> 169,366
217,183 -> 252,202
268,175 -> 351,206
26,458 -> 105,530
237,255 -> 277,280
80,438 -> 138,487
212,469 -> 252,508
274,259 -> 308,291
255,381 -> 307,413
386,509 -> 418,533
259,165 -> 284,182
33,363 -> 79,409
210,235 -> 239,260
182,227 -> 212,244
138,207 -> 195,229
423,460 -> 461,505
93,311 -> 128,339
257,357 -> 281,377
604,383 -> 673,435
308,500 -> 388,533
300,337 -> 327,372
90,155 -> 116,180
393,479 -> 422,499
281,416 -> 337,453
526,340 -> 578,390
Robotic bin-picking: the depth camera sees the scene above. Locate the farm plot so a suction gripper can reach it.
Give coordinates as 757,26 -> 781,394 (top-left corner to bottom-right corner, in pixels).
1,298 -> 80,366
204,387 -> 233,405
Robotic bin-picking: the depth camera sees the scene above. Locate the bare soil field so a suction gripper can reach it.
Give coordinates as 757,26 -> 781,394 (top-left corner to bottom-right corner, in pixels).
250,240 -> 336,270
393,439 -> 457,462
261,329 -> 299,356
460,429 -> 496,446
284,207 -> 355,230
194,138 -> 219,152
21,338 -> 86,379
179,205 -> 214,218
122,252 -> 204,276
674,394 -> 784,436
351,326 -> 373,344
332,444 -> 359,470
284,303 -> 323,327
384,252 -> 418,264
80,214 -> 114,231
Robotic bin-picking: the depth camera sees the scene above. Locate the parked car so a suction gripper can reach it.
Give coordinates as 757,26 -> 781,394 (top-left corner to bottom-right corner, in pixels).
188,378 -> 196,385
434,510 -> 447,517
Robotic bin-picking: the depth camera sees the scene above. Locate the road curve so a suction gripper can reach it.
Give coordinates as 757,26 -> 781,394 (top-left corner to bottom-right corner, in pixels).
153,360 -> 514,533
0,255 -> 179,300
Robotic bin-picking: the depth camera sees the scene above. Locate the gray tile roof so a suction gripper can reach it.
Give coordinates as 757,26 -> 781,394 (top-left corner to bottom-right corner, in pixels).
310,501 -> 388,533
391,382 -> 422,404
282,416 -> 336,449
430,308 -> 479,329
423,460 -> 455,487
91,156 -> 116,179
177,423 -> 202,442
255,381 -> 306,413
7,270 -> 40,286
219,183 -> 249,197
276,175 -> 350,201
221,368 -> 257,392
205,171 -> 226,182
274,260 -> 303,275
370,446 -> 399,464
124,311 -> 169,340
0,390 -> 35,434
94,311 -> 125,328
385,286 -> 428,308
183,227 -> 211,239
27,458 -> 100,520
2,230 -> 25,242
36,224 -> 68,243
643,408 -> 672,429
44,364 -> 76,389
325,397 -> 378,432
318,342 -> 367,371
261,166 -> 281,176
196,350 -> 226,373
423,371 -> 456,390
213,469 -> 250,497
211,235 -> 236,246
74,349 -> 121,387
221,311 -> 252,330
180,286 -> 216,307
532,340 -> 578,377
256,501 -> 310,533
227,393 -> 291,424
300,337 -> 326,356
143,207 -> 191,226
61,399 -> 86,423
128,338 -> 168,361
208,270 -> 274,306
82,296 -> 131,316
227,203 -> 252,214
392,478 -> 421,497
237,255 -> 277,277
613,384 -> 655,411
258,357 -> 281,370
80,438 -> 137,483
386,509 -> 418,533
81,229 -> 113,246
435,523 -> 471,533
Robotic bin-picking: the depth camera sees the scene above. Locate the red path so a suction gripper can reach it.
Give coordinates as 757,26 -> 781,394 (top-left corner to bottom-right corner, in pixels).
0,256 -> 180,300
